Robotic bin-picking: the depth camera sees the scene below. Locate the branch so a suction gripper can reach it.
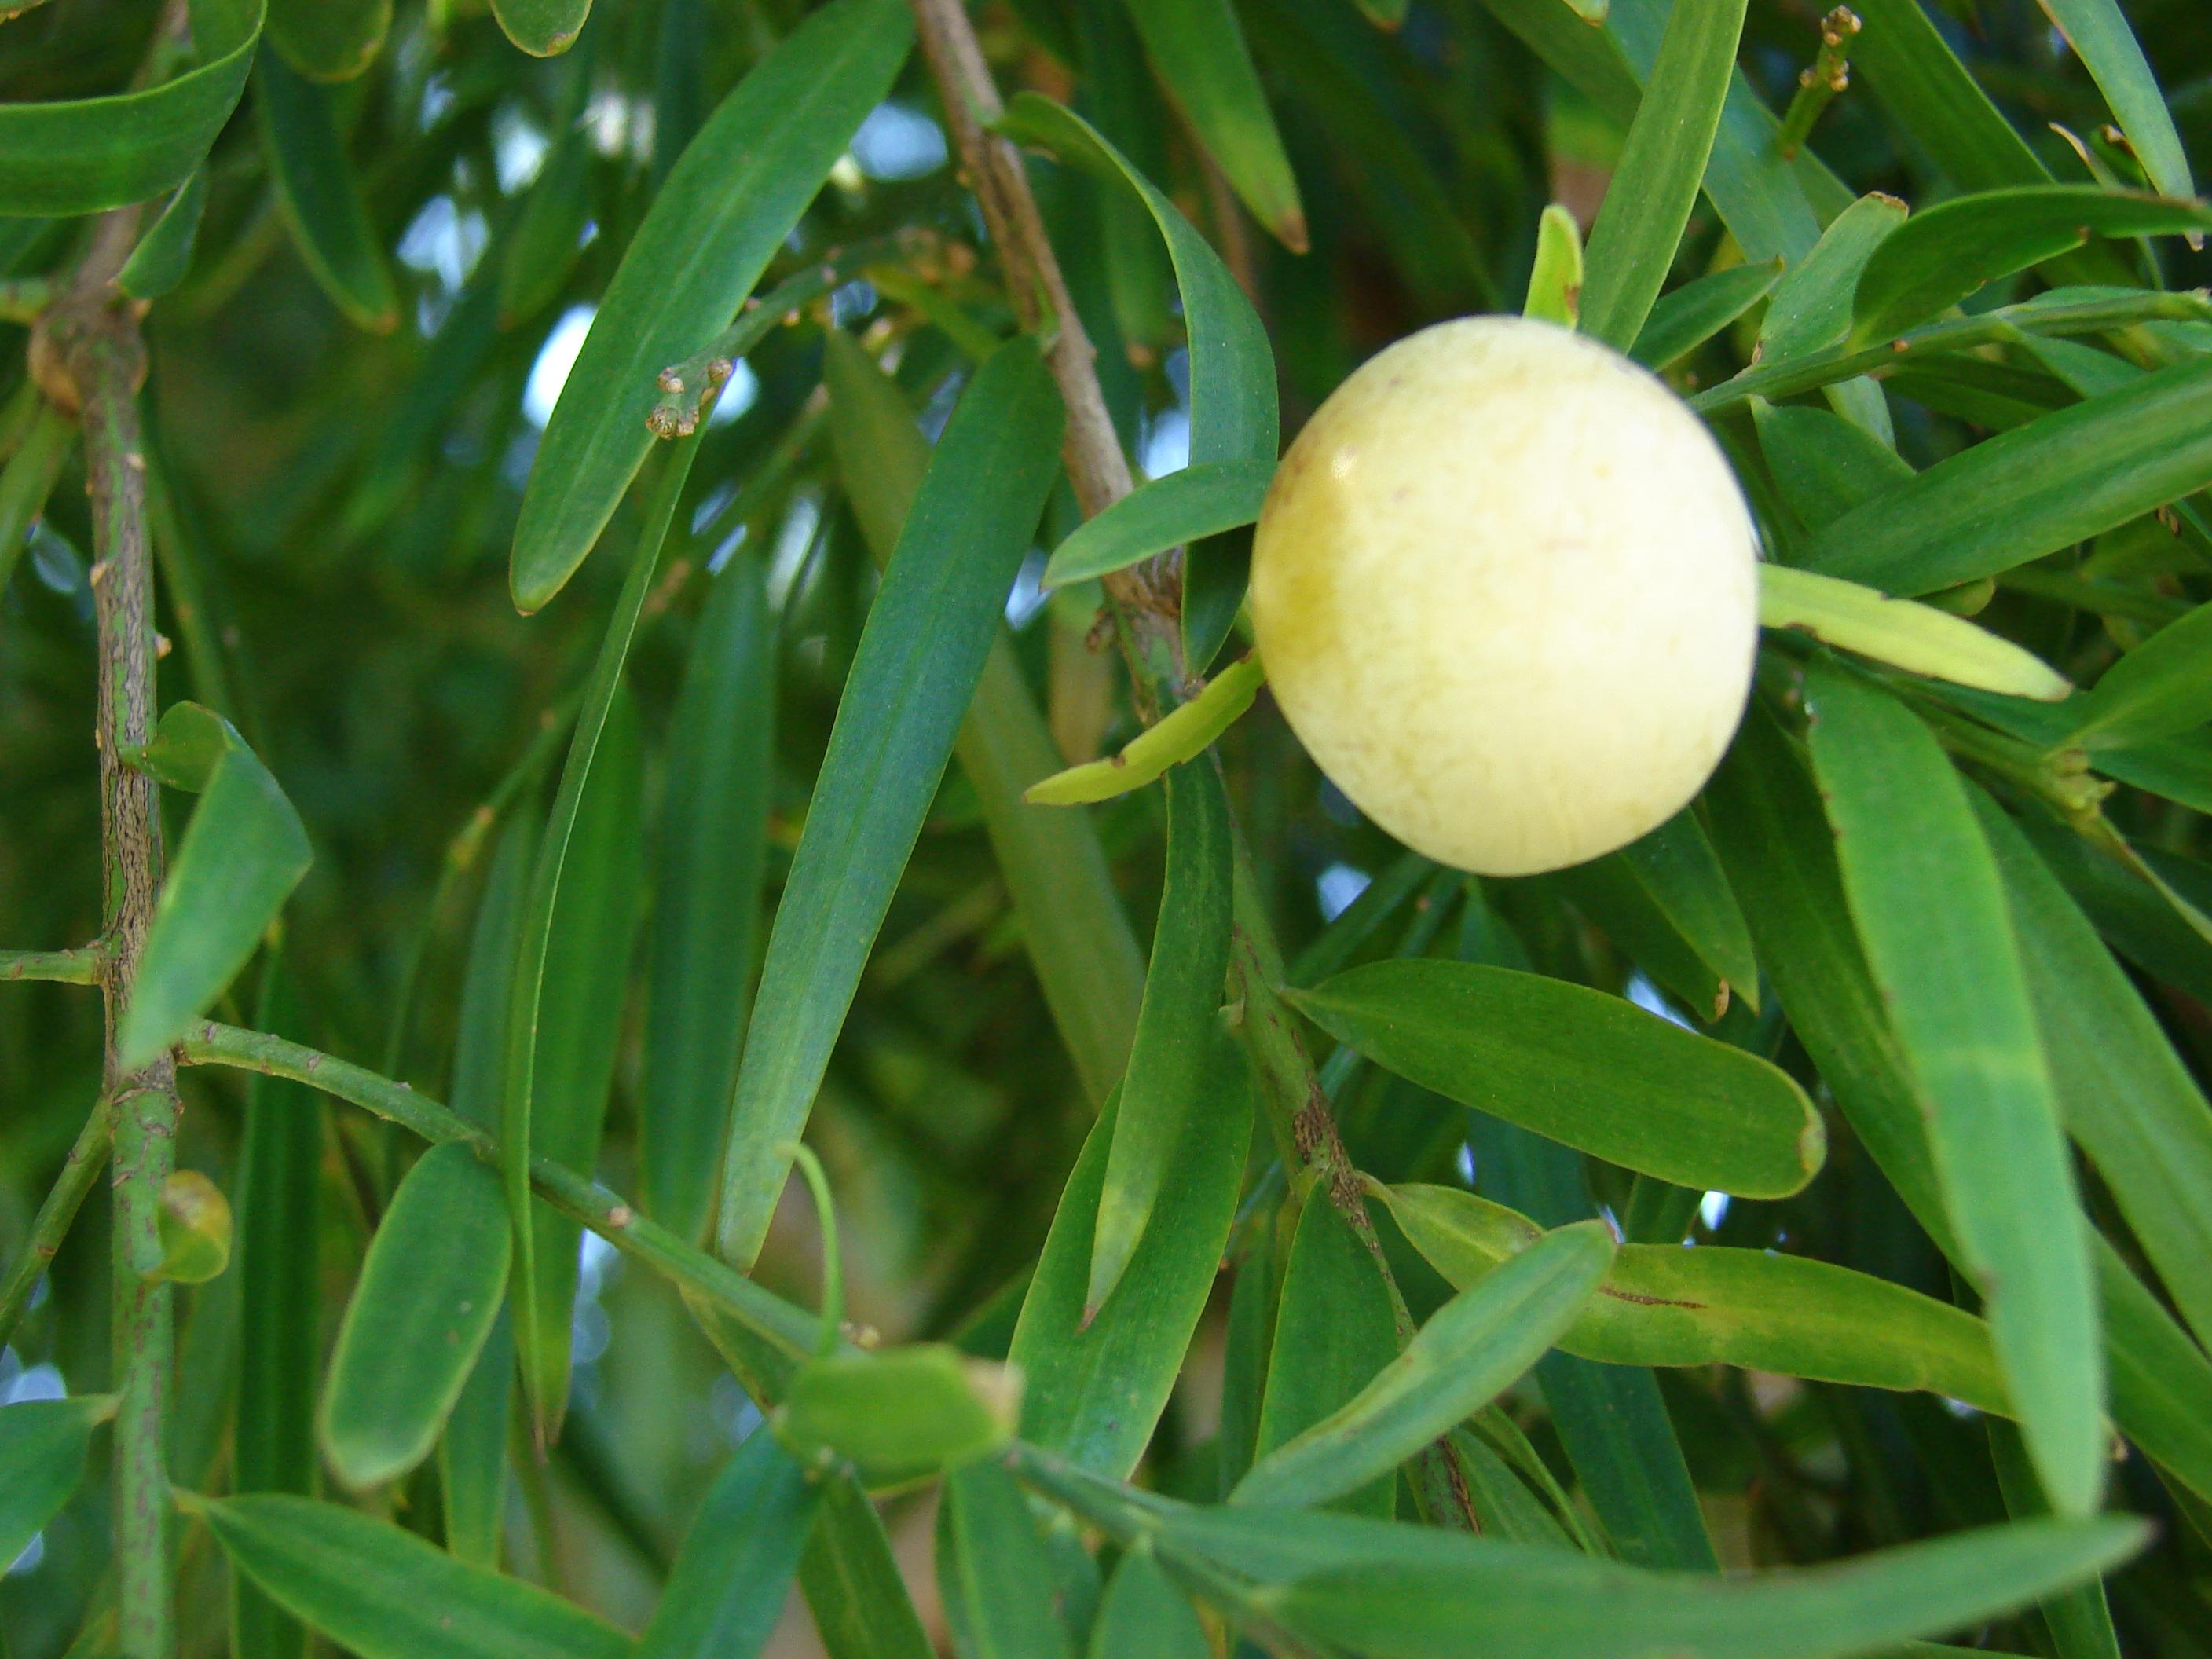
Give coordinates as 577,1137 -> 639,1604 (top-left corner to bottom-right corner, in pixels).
178,1022 -> 828,1364
0,943 -> 109,983
0,1094 -> 114,1352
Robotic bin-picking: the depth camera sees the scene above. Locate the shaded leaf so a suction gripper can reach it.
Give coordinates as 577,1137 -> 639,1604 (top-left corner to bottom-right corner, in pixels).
0,1396 -> 115,1569
2064,598 -> 2212,749
2034,0 -> 2192,202
639,1430 -> 820,1659
254,50 -> 400,331
716,339 -> 1064,1269
117,169 -> 209,302
775,1346 -> 1018,1489
1628,259 -> 1782,368
493,0 -> 591,57
268,0 -> 390,80
800,1474 -> 936,1659
941,1462 -> 1075,1659
320,1144 -> 511,1491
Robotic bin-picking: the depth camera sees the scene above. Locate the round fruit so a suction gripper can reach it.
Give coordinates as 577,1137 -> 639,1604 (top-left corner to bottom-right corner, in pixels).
1249,315 -> 1759,877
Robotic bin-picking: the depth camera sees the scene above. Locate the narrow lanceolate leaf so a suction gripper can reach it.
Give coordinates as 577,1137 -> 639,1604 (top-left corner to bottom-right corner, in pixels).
320,1144 -> 511,1490
1522,204 -> 1585,329
638,1431 -> 821,1659
941,1463 -> 1076,1659
268,0 -> 391,80
254,51 -> 400,331
1090,1551 -> 1207,1659
1011,1034 -> 1254,1478
511,688 -> 645,1441
0,0 -> 262,215
1234,1221 -> 1614,1512
1291,960 -> 1823,1197
1551,804 -> 1760,1023
120,702 -> 312,1072
1803,662 -> 2103,1518
1628,258 -> 1782,368
2035,0 -> 2191,201
716,340 -> 1064,1271
117,169 -> 209,302
1802,354 -> 2212,595
1027,656 -> 1266,807
1760,193 -> 1908,364
1759,566 -> 2071,701
496,119 -> 595,328
1754,402 -> 1915,533
1851,186 -> 2212,344
1256,1195 -> 1404,1518
998,95 -> 1279,471
503,426 -> 701,1445
800,1474 -> 936,1659
1380,1185 -> 2006,1412
0,1397 -> 115,1568
1042,460 -> 1275,589
513,0 -> 911,611
493,0 -> 591,56
1119,0 -> 1306,248
1972,797 -> 2212,1354
1248,1514 -> 2148,1659
233,962 -> 323,1659
2064,599 -> 2212,749
1088,760 -> 1233,1315
195,1493 -> 632,1659
1578,0 -> 1749,350
822,328 -> 1143,1104
643,555 -> 774,1244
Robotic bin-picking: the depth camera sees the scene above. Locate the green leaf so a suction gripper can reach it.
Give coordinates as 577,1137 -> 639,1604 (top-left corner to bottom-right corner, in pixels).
642,555 -> 774,1245
1579,0 -> 1749,350
1972,800 -> 2212,1354
1760,193 -> 1908,364
118,169 -> 209,302
1759,566 -> 2071,701
493,0 -> 591,56
1845,0 -> 2051,197
0,1396 -> 115,1569
152,1168 -> 232,1283
2064,599 -> 2212,749
942,1462 -> 1076,1659
998,94 -> 1279,472
1754,401 -> 1915,533
639,1430 -> 821,1659
1119,0 -> 1306,249
1235,1221 -> 1613,1512
194,1492 -> 631,1659
1026,656 -> 1266,808
775,1346 -> 1019,1489
1802,663 -> 2102,1518
253,50 -> 400,332
1550,804 -> 1760,1024
1523,204 -> 1586,330
1629,258 -> 1782,368
120,702 -> 312,1072
0,0 -> 263,216
1291,959 -> 1823,1198
1379,1184 -> 2005,1412
1800,353 -> 2212,595
1852,186 -> 2212,344
1254,1514 -> 2148,1659
1254,1195 -> 1403,1518
511,687 -> 645,1441
716,339 -> 1064,1270
800,1474 -> 936,1659
1089,760 -> 1233,1313
1011,1031 -> 1254,1478
822,329 -> 1144,1106
233,961 -> 323,1657
319,1144 -> 511,1490
511,0 -> 910,611
267,0 -> 390,80
1090,1550 -> 1207,1659
2034,0 -> 2192,203
1042,460 -> 1275,589
497,119 -> 595,328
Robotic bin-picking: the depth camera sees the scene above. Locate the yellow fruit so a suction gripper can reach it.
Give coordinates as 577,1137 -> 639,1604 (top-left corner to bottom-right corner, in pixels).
1251,316 -> 1759,877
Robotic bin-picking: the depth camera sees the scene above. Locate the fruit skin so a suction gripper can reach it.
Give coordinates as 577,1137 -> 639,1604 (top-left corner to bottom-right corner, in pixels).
1251,315 -> 1759,877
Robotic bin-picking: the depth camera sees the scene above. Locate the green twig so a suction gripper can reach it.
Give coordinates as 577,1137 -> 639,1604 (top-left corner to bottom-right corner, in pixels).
0,943 -> 108,983
0,1095 -> 115,1352
0,276 -> 52,324
178,1021 -> 831,1364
